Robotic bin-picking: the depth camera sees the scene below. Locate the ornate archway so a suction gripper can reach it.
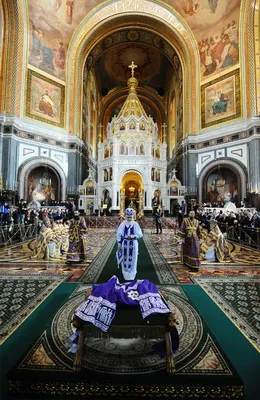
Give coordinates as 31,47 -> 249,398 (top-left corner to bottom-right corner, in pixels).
18,157 -> 67,202
66,0 -> 199,136
120,171 -> 143,215
198,159 -> 247,205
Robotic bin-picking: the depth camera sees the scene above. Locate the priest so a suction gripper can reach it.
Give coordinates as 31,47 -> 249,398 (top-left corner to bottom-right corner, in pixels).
117,208 -> 143,280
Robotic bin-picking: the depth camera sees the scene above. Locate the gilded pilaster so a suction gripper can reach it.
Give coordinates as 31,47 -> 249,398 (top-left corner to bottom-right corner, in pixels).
242,0 -> 258,117
0,0 -> 25,116
255,0 -> 260,115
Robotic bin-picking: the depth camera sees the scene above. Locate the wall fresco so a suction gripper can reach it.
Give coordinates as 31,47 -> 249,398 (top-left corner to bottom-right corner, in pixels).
201,69 -> 241,128
26,69 -> 65,127
206,167 -> 238,206
27,0 -> 100,80
28,166 -> 59,204
28,1 -> 240,82
164,0 -> 241,80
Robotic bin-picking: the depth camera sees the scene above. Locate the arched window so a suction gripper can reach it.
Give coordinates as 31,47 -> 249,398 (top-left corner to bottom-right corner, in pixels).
110,142 -> 113,156
119,142 -> 126,155
129,141 -> 136,155
155,146 -> 160,159
104,144 -> 109,158
139,142 -> 145,155
151,143 -> 155,156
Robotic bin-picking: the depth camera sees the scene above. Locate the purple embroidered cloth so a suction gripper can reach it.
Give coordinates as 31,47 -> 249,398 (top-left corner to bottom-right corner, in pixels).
74,275 -> 171,333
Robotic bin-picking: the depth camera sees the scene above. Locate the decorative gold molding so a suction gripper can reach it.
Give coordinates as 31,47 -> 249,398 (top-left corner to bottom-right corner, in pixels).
254,0 -> 260,115
0,1 -> 5,111
66,0 -> 199,137
28,65 -> 66,86
0,0 -> 25,115
242,0 -> 257,116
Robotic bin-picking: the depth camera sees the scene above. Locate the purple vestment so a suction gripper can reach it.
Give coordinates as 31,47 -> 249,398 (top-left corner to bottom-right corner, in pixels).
179,217 -> 201,269
66,217 -> 87,262
74,276 -> 170,332
117,220 -> 143,280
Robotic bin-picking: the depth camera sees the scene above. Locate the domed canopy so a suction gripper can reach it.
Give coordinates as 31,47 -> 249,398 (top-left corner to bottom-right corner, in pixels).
116,62 -> 149,121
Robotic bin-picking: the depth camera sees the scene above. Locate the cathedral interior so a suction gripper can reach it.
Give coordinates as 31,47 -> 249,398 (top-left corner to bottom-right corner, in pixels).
0,1 -> 259,399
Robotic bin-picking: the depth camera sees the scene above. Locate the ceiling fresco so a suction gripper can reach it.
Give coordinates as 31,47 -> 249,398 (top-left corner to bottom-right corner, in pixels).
104,43 -> 162,84
95,42 -> 172,94
27,0 -> 241,82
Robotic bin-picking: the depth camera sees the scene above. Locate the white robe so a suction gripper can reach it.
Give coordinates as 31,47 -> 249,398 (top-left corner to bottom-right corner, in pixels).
117,220 -> 143,280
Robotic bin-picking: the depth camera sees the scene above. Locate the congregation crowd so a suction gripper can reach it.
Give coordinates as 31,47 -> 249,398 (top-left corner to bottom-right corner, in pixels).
0,199 -> 77,227
174,200 -> 260,229
194,207 -> 260,229
1,198 -> 259,230
1,197 -> 259,270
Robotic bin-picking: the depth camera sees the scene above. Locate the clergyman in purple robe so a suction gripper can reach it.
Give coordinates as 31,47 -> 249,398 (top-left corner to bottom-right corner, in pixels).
66,211 -> 87,263
178,210 -> 201,270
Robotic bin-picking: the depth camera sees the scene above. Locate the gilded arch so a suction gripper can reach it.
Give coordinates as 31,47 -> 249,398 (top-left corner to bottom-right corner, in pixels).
121,169 -> 144,182
66,0 -> 199,136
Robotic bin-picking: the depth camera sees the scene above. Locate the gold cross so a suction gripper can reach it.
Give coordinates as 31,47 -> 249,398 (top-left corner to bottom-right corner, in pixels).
128,61 -> 137,77
161,123 -> 167,133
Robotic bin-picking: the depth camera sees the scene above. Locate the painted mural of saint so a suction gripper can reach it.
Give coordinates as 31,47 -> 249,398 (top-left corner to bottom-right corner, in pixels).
212,92 -> 229,115
52,0 -> 63,13
55,42 -> 66,70
139,143 -> 145,155
129,142 -> 135,155
203,50 -> 217,76
39,89 -> 56,117
51,0 -> 74,24
31,24 -> 43,58
119,143 -> 125,155
32,183 -> 55,203
39,43 -> 55,73
208,0 -> 218,14
170,182 -> 178,195
86,181 -> 94,195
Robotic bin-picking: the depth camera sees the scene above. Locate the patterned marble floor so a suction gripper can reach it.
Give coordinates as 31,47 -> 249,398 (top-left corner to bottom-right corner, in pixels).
0,229 -> 116,282
147,229 -> 260,265
0,228 -> 259,284
145,229 -> 260,283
